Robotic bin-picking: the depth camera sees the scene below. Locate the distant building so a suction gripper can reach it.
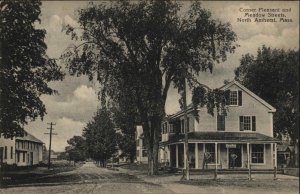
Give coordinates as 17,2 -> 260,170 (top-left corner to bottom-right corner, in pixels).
277,141 -> 294,168
135,126 -> 148,163
0,130 -> 44,167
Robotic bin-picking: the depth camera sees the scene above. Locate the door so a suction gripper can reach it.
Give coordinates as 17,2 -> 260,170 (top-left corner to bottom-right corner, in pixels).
170,145 -> 176,167
228,146 -> 242,168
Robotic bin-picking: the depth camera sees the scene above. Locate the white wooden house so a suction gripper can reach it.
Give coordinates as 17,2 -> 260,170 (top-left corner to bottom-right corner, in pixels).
0,130 -> 44,167
159,80 -> 279,170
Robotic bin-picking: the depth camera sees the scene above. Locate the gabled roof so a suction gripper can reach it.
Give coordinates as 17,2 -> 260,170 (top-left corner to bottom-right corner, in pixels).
220,80 -> 276,112
160,132 -> 280,145
167,80 -> 276,120
16,130 -> 44,144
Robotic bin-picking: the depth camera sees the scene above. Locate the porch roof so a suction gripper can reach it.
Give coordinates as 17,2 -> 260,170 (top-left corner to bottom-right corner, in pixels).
160,132 -> 281,145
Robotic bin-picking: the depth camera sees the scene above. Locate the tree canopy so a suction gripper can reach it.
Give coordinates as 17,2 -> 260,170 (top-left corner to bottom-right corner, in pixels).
65,135 -> 87,162
83,108 -> 118,166
235,45 -> 299,143
111,102 -> 139,163
62,0 -> 237,174
0,0 -> 64,137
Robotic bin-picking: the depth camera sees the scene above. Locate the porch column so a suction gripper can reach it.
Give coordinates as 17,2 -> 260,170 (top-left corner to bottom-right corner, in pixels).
184,143 -> 187,169
274,143 -> 277,168
214,142 -> 218,179
195,143 -> 199,169
176,144 -> 178,168
273,143 -> 277,180
168,145 -> 171,167
247,143 -> 251,180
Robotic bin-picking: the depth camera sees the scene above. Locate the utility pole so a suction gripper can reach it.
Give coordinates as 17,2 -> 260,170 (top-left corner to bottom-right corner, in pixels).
45,122 -> 57,169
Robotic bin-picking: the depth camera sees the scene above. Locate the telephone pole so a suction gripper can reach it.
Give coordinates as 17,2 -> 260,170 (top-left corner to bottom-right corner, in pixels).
45,122 -> 57,169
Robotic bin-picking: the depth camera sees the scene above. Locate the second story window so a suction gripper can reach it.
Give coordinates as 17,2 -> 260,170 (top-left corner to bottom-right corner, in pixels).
217,114 -> 225,131
229,90 -> 242,106
180,117 -> 191,133
169,124 -> 174,133
180,119 -> 184,133
240,116 -> 256,131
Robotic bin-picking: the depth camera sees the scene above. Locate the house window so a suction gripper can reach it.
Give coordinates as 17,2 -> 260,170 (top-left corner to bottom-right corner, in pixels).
251,144 -> 264,163
169,124 -> 174,133
205,144 -> 216,163
180,118 -> 190,133
17,152 -> 20,162
11,146 -> 13,159
180,119 -> 184,133
217,114 -> 225,131
240,116 -> 256,131
229,90 -> 242,106
4,146 -> 7,159
23,152 -> 25,162
229,91 -> 238,105
164,123 -> 168,133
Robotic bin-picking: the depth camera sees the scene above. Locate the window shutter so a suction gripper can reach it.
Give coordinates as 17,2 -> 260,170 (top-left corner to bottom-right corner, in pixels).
238,90 -> 242,106
252,116 -> 256,131
240,116 -> 244,131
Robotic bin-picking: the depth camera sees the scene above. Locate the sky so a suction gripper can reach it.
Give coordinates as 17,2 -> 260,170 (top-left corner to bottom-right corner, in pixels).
25,1 -> 299,152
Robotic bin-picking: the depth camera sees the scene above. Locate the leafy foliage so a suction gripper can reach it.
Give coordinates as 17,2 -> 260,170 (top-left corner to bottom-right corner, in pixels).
65,136 -> 87,162
0,0 -> 64,137
62,0 -> 237,174
192,87 -> 230,117
83,108 -> 118,165
235,46 -> 299,142
111,104 -> 138,163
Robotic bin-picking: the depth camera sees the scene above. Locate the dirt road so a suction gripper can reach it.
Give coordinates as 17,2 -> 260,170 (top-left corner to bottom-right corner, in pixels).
1,162 -> 299,194
1,162 -> 173,194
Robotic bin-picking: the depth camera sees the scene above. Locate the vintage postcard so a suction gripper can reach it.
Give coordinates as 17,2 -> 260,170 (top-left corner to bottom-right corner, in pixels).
0,1 -> 299,193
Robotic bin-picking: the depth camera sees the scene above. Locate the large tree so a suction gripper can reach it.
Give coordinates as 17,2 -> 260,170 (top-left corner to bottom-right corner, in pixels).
66,135 -> 87,162
0,0 -> 64,137
235,46 -> 299,165
63,1 -> 237,174
83,108 -> 118,167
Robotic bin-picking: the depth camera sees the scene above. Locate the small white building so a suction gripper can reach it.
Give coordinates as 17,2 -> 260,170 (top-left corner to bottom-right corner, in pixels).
0,130 -> 44,167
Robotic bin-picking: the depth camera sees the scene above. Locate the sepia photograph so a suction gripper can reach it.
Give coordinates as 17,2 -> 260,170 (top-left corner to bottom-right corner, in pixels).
0,0 -> 299,193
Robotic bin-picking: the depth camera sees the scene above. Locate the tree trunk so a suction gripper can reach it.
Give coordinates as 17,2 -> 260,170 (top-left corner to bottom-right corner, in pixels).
152,115 -> 161,175
294,140 -> 299,167
148,149 -> 154,175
